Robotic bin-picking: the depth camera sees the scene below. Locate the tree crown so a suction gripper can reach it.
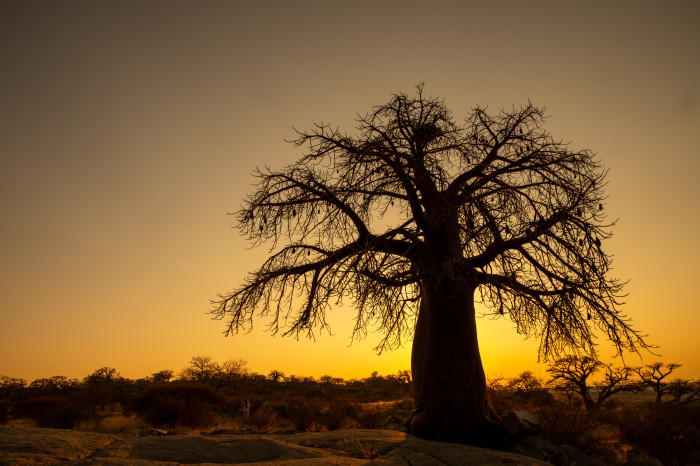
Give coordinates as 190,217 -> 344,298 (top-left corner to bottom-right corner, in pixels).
212,85 -> 648,360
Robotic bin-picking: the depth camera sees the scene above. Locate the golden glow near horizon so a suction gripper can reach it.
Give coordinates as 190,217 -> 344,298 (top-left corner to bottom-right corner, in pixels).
1,1 -> 699,383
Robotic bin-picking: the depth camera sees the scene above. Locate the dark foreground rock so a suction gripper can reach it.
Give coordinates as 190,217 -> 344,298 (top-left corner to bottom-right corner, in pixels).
0,426 -> 550,465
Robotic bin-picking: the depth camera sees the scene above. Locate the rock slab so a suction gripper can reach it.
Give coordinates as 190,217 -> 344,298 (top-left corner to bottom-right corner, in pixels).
0,427 -> 552,465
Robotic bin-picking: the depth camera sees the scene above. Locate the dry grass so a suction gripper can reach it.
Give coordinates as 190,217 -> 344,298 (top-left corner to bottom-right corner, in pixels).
338,437 -> 380,459
76,415 -> 146,434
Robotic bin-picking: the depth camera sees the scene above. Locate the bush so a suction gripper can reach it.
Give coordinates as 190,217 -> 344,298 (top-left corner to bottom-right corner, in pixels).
391,398 -> 414,411
130,382 -> 225,428
536,399 -> 595,449
339,438 -> 380,459
289,399 -> 322,431
320,398 -> 354,431
250,405 -> 279,430
512,388 -> 555,411
321,409 -> 345,431
611,402 -> 700,466
356,404 -> 386,429
386,398 -> 413,423
14,396 -> 81,429
268,400 -> 292,420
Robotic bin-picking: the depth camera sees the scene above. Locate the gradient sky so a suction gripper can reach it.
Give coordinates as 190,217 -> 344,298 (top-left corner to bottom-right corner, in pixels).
2,1 -> 699,383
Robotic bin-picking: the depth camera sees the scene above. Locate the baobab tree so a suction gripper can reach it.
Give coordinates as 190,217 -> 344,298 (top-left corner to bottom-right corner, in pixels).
547,355 -> 638,410
633,362 -> 681,403
212,85 -> 648,445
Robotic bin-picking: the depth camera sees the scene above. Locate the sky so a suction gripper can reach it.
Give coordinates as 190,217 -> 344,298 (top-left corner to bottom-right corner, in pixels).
1,0 -> 699,383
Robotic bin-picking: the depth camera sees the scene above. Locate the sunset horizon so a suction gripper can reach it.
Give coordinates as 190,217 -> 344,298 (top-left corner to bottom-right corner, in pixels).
2,0 -> 699,388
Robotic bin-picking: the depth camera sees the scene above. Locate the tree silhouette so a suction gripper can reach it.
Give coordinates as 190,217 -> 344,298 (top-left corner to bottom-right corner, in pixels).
179,356 -> 248,392
547,355 -> 601,409
0,375 -> 26,399
178,356 -> 217,383
212,85 -> 648,445
633,362 -> 681,403
82,367 -> 130,411
665,378 -> 700,403
149,370 -> 174,384
547,355 -> 638,410
505,370 -> 543,393
267,370 -> 285,383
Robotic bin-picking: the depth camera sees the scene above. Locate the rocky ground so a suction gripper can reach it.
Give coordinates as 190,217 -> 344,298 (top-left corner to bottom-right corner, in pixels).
0,426 -> 553,465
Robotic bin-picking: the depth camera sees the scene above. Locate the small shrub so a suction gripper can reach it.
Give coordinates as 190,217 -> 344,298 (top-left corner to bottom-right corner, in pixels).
536,400 -> 595,449
321,410 -> 345,431
130,382 -> 225,428
356,404 -> 385,429
270,401 -> 292,420
321,398 -> 355,431
391,398 -> 414,411
289,399 -> 322,431
15,396 -> 81,429
250,405 -> 279,430
386,398 -> 413,422
339,438 -> 380,459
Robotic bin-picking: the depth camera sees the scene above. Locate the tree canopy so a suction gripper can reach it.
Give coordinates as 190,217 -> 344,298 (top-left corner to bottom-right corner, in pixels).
212,84 -> 646,361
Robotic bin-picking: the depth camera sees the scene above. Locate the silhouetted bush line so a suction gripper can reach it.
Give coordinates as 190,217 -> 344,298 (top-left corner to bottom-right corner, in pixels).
129,382 -> 226,428
1,362 -> 699,464
0,361 -> 412,432
14,396 -> 82,429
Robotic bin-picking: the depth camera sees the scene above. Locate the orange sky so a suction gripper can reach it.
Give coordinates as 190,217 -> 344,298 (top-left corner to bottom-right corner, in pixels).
1,1 -> 699,383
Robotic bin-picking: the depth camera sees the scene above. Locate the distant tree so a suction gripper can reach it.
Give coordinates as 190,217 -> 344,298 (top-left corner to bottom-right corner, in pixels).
548,378 -> 579,407
486,375 -> 506,392
179,356 -> 248,393
214,358 -> 249,392
244,372 -> 267,394
384,371 -> 412,396
285,375 -> 301,385
149,370 -> 174,384
592,364 -> 640,408
547,356 -> 638,410
395,370 -> 412,385
25,376 -> 81,405
212,85 -> 648,445
179,356 -> 217,383
633,362 -> 681,403
665,378 -> 700,403
300,376 -> 316,385
319,375 -> 341,385
28,375 -> 80,393
83,367 -> 123,386
82,367 -> 131,410
267,370 -> 285,382
0,375 -> 26,399
547,356 -> 601,409
506,371 -> 543,393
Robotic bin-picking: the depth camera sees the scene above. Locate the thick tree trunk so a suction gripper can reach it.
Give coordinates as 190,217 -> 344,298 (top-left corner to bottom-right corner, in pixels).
409,273 -> 506,447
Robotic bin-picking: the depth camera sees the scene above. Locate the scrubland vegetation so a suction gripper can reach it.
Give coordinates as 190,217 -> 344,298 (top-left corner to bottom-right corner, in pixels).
1,357 -> 699,465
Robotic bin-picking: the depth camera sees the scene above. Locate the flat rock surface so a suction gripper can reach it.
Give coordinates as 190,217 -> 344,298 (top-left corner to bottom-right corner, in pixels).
0,427 -> 551,465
